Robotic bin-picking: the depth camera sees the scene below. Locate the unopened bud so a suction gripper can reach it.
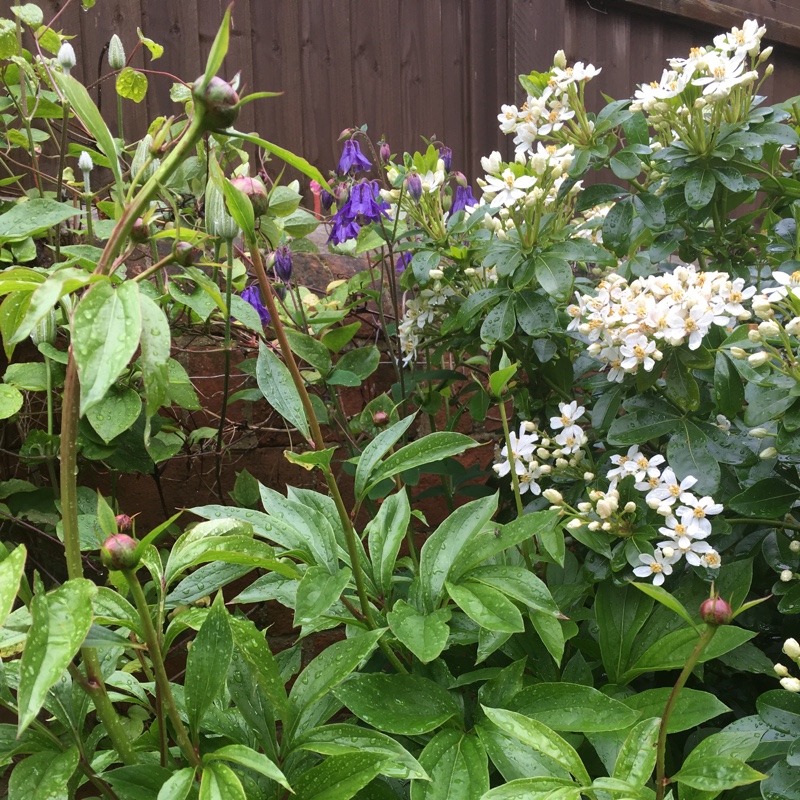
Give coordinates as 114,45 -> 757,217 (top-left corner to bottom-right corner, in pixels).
108,34 -> 126,71
543,489 -> 563,504
583,472 -> 594,481
758,46 -> 773,63
115,514 -> 133,533
553,49 -> 567,69
760,447 -> 778,460
192,75 -> 240,130
699,596 -> 733,626
774,663 -> 790,677
566,518 -> 583,529
429,268 -> 444,281
787,317 -> 800,337
624,501 -> 636,514
78,151 -> 93,174
730,346 -> 747,359
100,533 -> 139,571
406,172 -> 422,203
759,320 -> 780,337
439,146 -> 452,172
780,569 -> 794,582
31,309 -> 57,347
372,411 -> 390,427
749,427 -> 769,438
379,140 -> 391,163
783,638 -> 800,660
273,245 -> 293,282
231,175 -> 269,217
790,540 -> 800,553
174,241 -> 198,267
662,546 -> 675,559
748,351 -> 770,367
57,42 -> 77,75
130,217 -> 150,243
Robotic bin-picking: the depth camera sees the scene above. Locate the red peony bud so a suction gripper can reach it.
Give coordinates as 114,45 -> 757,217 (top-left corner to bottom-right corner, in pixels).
130,218 -> 150,243
174,241 -> 198,267
192,75 -> 240,130
115,514 -> 133,533
372,411 -> 390,427
100,534 -> 139,571
700,596 -> 733,626
230,176 -> 269,217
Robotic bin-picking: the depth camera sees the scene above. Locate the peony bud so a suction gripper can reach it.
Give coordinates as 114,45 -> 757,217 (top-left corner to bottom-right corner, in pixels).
100,533 -> 139,571
192,75 -> 240,130
115,514 -> 133,533
57,42 -> 77,75
783,638 -> 800,660
231,175 -> 269,217
174,241 -> 198,267
372,411 -> 390,427
108,34 -> 126,70
130,217 -> 150,243
700,596 -> 733,626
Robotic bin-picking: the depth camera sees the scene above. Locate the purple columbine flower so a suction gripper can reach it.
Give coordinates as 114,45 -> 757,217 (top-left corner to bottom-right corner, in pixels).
328,214 -> 362,245
320,188 -> 335,211
405,173 -> 422,203
274,246 -> 293,282
327,179 -> 387,246
395,251 -> 412,274
451,185 -> 477,214
439,146 -> 452,172
338,139 -> 372,174
241,285 -> 270,325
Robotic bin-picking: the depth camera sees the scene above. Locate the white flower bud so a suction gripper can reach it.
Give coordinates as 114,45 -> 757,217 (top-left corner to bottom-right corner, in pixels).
759,447 -> 778,460
783,638 -> 800,660
57,42 -> 77,75
464,267 -> 476,277
556,458 -> 569,469
536,447 -> 550,461
790,540 -> 800,553
780,569 -> 794,582
749,427 -> 769,439
481,151 -> 502,174
552,449 -> 564,458
601,521 -> 613,531
543,488 -> 563,504
656,503 -> 672,517
758,46 -> 773,63
567,518 -> 583,529
588,521 -> 601,531
786,317 -> 800,336
748,351 -> 770,367
583,472 -> 594,481
108,34 -> 126,71
759,320 -> 780,337
387,167 -> 399,183
774,663 -> 790,677
747,329 -> 761,342
78,151 -> 93,174
662,546 -> 675,559
764,63 -> 774,78
624,501 -> 637,514
539,464 -> 552,475
780,676 -> 800,692
596,499 -> 613,519
553,49 -> 567,69
428,269 -> 444,280
577,502 -> 592,513
730,346 -> 748,359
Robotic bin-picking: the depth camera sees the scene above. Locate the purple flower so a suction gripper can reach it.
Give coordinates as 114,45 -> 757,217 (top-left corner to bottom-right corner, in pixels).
327,179 -> 387,246
405,173 -> 422,203
338,139 -> 372,174
451,185 -> 477,214
439,146 -> 452,172
273,246 -> 293,282
321,189 -> 335,211
328,214 -> 361,245
395,251 -> 412,274
241,285 -> 270,325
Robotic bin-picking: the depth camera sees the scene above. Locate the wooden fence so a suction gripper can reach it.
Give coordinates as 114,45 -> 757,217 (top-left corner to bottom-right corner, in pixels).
9,0 -> 800,183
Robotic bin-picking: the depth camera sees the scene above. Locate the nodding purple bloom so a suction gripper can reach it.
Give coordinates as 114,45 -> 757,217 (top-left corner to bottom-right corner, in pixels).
439,146 -> 452,172
320,189 -> 335,212
241,285 -> 271,325
405,173 -> 422,203
379,140 -> 391,163
338,139 -> 372,174
327,179 -> 387,246
395,251 -> 412,274
450,185 -> 477,214
273,246 -> 293,282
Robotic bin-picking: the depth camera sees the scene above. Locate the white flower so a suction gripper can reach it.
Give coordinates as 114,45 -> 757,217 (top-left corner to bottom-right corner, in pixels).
658,536 -> 714,566
713,19 -> 766,59
550,400 -> 585,431
676,495 -> 723,538
646,467 -> 698,508
494,424 -> 540,478
483,168 -> 537,208
480,151 -> 503,175
633,549 -> 674,586
692,53 -> 753,99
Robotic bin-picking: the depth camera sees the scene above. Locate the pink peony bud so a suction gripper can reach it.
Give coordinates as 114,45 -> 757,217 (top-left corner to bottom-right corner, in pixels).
700,596 -> 733,626
100,534 -> 139,571
231,176 -> 269,217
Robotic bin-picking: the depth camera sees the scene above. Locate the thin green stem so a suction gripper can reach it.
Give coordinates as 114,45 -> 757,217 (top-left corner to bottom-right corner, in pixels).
726,516 -> 800,532
116,93 -> 124,142
498,397 -> 524,517
215,240 -> 234,501
123,567 -> 200,767
655,625 -> 718,800
55,100 -> 70,262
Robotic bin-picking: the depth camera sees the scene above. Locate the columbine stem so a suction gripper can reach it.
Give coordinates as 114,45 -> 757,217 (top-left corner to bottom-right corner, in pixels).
123,568 -> 200,767
655,625 -> 718,800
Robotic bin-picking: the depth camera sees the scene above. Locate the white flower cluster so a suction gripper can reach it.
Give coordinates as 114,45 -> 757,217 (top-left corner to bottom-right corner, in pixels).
492,401 -> 590,495
497,53 -> 601,158
631,19 -> 766,113
569,266 -> 752,381
572,203 -> 613,246
774,638 -> 800,693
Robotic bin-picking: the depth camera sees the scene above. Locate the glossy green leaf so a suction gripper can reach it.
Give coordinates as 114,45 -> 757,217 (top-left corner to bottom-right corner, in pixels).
0,545 -> 25,627
185,593 -> 233,737
366,489 -> 410,596
294,723 -> 428,780
714,351 -> 744,419
667,421 -> 720,496
138,294 -> 171,415
8,747 -> 79,799
685,169 -> 716,209
466,565 -> 560,616
204,744 -> 290,790
334,674 -> 459,735
294,566 -> 352,626
530,612 -> 566,666
515,290 -> 556,336
673,756 -> 765,791
199,5 -> 232,92
0,199 -> 79,243
293,753 -> 386,800
54,73 -> 123,198
607,407 -> 679,445
72,281 -> 141,414
199,761 -> 245,800
629,582 -> 697,630
624,688 -> 729,733
729,479 -> 799,518
285,328 -> 332,374
481,706 -> 591,786
116,67 -> 148,102
632,191 -> 666,229
338,347 -> 380,380
602,199 -> 633,256
480,777 -> 580,800
419,494 -> 498,612
86,386 -> 141,443
0,384 -> 22,420
355,415 -> 416,500
481,297 -> 516,343
613,717 -> 660,787
17,578 -> 97,734
411,729 -> 488,800
256,341 -> 309,437
535,255 -> 572,300
446,580 -> 524,633
757,690 -> 800,736
388,600 -> 450,664
368,432 -> 479,495
157,768 -> 196,800
510,683 -> 640,732
664,353 -> 699,411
